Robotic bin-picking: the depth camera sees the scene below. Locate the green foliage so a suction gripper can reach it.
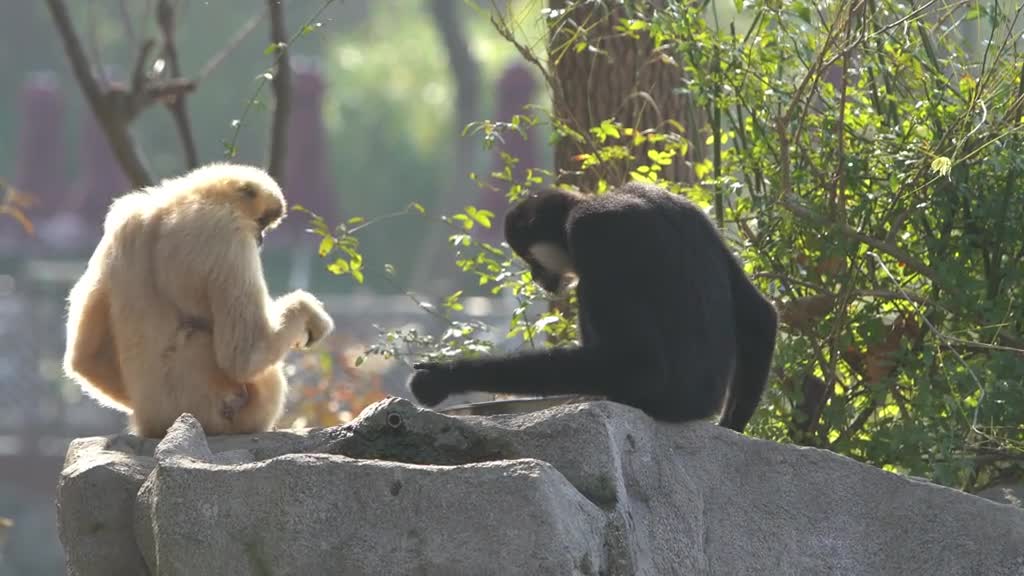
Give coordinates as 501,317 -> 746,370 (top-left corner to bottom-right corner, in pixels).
636,0 -> 1024,489
313,0 -> 1024,491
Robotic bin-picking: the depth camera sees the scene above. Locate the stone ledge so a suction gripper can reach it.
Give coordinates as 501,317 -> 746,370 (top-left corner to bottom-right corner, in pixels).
58,397 -> 1024,576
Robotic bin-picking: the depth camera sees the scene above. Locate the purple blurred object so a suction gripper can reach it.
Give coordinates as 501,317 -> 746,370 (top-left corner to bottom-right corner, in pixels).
481,62 -> 536,243
273,56 -> 337,246
14,71 -> 67,217
69,96 -> 131,242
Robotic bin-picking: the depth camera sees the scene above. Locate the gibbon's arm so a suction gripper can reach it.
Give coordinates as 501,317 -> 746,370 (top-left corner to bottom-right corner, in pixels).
64,255 -> 129,408
206,235 -> 310,382
410,346 -> 614,406
411,212 -> 653,406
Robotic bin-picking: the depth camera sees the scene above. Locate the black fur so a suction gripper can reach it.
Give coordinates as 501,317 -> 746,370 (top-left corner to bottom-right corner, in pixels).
409,182 -> 778,433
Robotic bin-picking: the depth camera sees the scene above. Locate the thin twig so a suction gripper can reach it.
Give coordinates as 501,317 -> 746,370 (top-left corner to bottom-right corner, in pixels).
196,8 -> 268,81
131,40 -> 154,97
225,0 -> 336,162
781,194 -> 935,280
267,0 -> 291,184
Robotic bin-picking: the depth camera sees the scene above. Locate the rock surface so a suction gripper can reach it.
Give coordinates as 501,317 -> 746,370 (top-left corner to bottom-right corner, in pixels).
58,398 -> 1024,576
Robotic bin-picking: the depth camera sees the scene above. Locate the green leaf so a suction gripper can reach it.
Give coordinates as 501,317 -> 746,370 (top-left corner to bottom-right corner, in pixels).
327,258 -> 350,275
694,159 -> 714,180
318,236 -> 335,257
444,290 -> 464,311
465,206 -> 494,229
600,119 -> 620,139
264,42 -> 286,55
449,234 -> 472,246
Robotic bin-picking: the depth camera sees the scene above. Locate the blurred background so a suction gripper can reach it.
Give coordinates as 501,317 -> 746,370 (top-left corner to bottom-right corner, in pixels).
0,1 -> 544,573
4,0 -> 1024,572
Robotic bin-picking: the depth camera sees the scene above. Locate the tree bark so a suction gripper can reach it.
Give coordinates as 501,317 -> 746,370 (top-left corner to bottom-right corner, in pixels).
548,0 -> 701,191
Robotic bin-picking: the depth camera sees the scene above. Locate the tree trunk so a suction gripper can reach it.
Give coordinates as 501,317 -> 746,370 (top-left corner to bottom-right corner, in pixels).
548,0 -> 702,190
414,0 -> 482,294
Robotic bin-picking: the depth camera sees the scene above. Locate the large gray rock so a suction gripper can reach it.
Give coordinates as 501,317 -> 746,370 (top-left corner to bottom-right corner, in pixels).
58,398 -> 1024,576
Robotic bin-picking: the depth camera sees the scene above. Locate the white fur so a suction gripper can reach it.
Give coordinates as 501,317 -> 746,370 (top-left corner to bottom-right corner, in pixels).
529,242 -> 575,275
63,163 -> 334,437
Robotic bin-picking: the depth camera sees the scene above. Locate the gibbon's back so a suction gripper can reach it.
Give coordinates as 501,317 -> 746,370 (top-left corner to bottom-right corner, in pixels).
102,192 -> 180,381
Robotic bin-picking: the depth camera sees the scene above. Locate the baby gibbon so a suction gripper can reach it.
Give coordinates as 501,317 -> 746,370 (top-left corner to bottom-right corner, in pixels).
64,163 -> 334,437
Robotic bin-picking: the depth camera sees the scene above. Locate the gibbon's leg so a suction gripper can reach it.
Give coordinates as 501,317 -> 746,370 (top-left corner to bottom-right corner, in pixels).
718,259 -> 778,433
226,365 -> 286,434
569,207 -> 736,423
64,275 -> 129,408
177,323 -> 254,427
136,327 -> 285,437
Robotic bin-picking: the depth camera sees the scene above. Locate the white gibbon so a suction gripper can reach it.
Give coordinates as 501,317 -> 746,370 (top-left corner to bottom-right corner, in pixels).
64,163 -> 334,437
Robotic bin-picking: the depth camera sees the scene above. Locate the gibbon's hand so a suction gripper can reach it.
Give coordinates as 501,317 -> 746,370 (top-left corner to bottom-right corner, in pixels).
408,362 -> 451,407
300,301 -> 334,348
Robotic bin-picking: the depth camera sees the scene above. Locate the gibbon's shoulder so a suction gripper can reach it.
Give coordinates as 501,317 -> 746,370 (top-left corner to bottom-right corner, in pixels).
102,163 -> 285,232
102,190 -> 156,232
608,181 -> 705,218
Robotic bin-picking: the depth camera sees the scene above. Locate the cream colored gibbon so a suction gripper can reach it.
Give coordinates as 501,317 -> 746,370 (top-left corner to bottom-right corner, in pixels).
64,163 -> 334,437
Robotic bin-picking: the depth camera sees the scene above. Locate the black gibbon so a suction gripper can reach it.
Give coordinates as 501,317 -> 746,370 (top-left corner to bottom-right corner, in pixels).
409,182 -> 777,433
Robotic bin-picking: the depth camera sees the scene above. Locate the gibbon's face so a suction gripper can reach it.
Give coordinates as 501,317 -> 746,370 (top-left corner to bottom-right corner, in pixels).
236,180 -> 285,247
504,189 -> 578,294
187,164 -> 287,247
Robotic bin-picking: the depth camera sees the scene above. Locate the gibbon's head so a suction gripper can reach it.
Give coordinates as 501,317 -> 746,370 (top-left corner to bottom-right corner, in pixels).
174,163 -> 287,246
504,187 -> 583,293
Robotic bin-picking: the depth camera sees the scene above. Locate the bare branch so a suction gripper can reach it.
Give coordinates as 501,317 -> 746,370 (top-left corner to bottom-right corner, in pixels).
224,0 -> 336,161
157,0 -> 199,168
266,0 -> 291,184
146,78 -> 197,100
44,0 -> 152,187
118,0 -> 138,45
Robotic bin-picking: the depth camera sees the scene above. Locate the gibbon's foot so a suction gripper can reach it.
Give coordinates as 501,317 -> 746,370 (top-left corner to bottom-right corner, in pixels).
220,383 -> 250,421
408,363 -> 451,407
